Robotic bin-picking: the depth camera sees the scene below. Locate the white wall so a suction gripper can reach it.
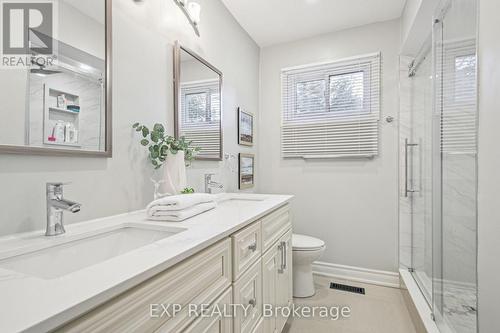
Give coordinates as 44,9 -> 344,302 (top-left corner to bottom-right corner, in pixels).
400,0 -> 440,56
477,0 -> 500,331
0,0 -> 259,236
400,0 -> 422,49
259,20 -> 400,272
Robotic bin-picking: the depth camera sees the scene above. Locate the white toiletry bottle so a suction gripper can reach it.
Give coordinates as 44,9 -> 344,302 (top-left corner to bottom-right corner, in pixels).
65,123 -> 77,144
57,94 -> 67,108
53,121 -> 66,143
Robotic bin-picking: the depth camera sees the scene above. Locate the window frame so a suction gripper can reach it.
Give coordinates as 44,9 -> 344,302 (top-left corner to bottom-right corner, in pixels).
286,62 -> 373,123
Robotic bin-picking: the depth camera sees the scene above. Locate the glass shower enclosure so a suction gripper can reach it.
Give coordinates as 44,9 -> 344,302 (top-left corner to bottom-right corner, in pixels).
399,0 -> 478,332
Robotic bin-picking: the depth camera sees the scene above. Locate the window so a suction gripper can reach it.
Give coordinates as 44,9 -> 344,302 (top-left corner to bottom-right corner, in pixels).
281,53 -> 381,158
180,79 -> 221,158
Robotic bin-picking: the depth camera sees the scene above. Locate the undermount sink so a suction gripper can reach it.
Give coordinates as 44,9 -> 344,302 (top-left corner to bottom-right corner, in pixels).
0,224 -> 185,279
217,195 -> 269,204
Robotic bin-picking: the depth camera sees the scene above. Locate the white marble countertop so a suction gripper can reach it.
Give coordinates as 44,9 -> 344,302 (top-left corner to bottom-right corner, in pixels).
0,193 -> 293,333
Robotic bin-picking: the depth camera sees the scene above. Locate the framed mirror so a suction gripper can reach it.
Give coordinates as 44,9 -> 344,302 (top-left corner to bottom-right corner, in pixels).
174,42 -> 223,161
0,0 -> 112,157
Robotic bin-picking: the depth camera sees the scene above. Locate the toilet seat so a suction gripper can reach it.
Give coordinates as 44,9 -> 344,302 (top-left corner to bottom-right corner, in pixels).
292,234 -> 325,251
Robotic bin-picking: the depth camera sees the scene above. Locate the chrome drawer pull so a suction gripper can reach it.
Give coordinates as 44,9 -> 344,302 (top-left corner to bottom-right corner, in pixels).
283,241 -> 287,270
278,242 -> 285,274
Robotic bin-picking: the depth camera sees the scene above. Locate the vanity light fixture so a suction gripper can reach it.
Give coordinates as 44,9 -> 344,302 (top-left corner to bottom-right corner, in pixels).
173,0 -> 201,36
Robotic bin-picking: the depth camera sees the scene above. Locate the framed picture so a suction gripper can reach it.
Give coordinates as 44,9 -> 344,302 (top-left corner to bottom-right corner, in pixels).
238,108 -> 254,146
239,153 -> 255,189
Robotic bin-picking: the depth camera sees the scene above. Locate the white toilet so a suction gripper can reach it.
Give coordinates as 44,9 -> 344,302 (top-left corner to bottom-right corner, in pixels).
292,234 -> 326,298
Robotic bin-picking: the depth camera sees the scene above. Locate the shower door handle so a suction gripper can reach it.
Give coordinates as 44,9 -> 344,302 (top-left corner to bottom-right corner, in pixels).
405,138 -> 419,197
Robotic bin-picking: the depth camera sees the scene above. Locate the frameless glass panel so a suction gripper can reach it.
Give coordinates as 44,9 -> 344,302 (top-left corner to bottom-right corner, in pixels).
433,0 -> 478,332
409,48 -> 434,306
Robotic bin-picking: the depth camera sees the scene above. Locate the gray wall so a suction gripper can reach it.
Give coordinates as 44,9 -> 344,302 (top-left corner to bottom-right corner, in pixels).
477,0 -> 500,331
0,0 -> 259,236
258,20 -> 401,272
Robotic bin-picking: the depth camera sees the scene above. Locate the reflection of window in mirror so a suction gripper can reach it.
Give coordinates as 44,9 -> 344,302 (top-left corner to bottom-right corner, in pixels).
181,80 -> 220,126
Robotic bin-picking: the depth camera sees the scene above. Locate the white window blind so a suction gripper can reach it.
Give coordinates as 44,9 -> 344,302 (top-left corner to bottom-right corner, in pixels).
438,40 -> 477,154
281,53 -> 381,159
180,79 -> 221,158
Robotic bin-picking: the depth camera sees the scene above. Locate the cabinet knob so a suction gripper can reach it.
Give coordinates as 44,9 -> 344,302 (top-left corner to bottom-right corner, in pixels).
248,243 -> 257,252
248,298 -> 256,307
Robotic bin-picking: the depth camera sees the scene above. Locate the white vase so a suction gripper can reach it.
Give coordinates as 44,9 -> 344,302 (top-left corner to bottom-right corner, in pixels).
163,151 -> 187,195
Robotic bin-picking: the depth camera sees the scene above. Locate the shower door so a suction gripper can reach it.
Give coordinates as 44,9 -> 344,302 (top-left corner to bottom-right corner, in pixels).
407,47 -> 434,305
432,0 -> 478,332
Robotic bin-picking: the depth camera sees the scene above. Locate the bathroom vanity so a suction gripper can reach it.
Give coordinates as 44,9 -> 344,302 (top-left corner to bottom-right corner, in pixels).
0,194 -> 293,333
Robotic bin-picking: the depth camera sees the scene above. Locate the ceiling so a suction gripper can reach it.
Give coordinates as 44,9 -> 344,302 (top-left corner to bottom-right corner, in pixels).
63,0 -> 105,25
221,0 -> 407,47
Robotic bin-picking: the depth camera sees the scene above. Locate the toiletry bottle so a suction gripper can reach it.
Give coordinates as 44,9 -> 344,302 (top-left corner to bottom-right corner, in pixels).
53,120 -> 66,143
57,94 -> 67,108
65,122 -> 78,144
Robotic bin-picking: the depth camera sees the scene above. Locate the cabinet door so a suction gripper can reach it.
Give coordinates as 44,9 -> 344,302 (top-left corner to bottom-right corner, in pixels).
262,228 -> 292,333
276,230 -> 293,332
262,242 -> 279,333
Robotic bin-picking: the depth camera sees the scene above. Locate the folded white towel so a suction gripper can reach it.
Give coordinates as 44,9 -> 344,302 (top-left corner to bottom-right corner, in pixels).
146,193 -> 215,214
147,202 -> 217,222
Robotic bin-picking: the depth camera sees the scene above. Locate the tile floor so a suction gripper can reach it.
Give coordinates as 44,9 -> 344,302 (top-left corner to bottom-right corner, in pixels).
288,275 -> 417,333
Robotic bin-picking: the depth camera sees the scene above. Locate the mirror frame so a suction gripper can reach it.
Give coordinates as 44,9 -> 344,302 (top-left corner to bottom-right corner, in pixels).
0,0 -> 112,158
173,41 -> 223,161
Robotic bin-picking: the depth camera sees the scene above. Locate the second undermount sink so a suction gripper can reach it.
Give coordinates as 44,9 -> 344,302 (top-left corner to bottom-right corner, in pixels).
0,224 -> 185,279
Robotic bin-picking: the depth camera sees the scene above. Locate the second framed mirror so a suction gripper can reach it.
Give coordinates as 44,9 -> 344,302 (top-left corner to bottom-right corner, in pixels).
173,42 -> 223,161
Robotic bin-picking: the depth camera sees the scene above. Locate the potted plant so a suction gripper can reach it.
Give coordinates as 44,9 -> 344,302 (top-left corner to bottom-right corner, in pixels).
133,122 -> 200,195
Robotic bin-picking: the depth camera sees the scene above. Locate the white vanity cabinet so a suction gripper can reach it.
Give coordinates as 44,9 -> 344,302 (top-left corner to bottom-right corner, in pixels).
56,204 -> 292,333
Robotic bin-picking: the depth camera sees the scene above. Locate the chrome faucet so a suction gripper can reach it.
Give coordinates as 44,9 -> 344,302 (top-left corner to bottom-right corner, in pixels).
204,174 -> 224,194
46,183 -> 81,236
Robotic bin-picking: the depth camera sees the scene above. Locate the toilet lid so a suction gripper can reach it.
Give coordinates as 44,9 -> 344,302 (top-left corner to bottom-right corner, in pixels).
292,234 -> 325,251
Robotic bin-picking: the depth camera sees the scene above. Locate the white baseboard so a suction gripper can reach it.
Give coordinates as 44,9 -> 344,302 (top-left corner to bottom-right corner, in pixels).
312,261 -> 400,288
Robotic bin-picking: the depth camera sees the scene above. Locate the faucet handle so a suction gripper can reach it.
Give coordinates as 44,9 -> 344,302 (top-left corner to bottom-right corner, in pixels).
46,182 -> 71,193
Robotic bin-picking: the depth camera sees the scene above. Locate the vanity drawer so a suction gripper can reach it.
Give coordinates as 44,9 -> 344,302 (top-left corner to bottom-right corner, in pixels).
233,259 -> 263,333
171,287 -> 233,333
261,205 -> 291,252
232,221 -> 262,281
57,239 -> 232,333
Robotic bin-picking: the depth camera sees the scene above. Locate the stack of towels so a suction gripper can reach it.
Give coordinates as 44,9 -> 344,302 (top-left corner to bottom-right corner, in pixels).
146,193 -> 216,222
